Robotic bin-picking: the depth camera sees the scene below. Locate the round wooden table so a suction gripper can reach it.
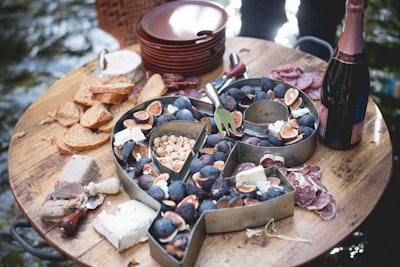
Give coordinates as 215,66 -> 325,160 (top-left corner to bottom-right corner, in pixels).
8,37 -> 393,266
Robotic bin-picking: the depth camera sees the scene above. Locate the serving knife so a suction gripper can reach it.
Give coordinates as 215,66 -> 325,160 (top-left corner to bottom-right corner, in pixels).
50,177 -> 121,199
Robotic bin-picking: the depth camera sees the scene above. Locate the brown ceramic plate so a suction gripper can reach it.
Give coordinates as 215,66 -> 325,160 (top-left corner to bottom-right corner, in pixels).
141,0 -> 227,43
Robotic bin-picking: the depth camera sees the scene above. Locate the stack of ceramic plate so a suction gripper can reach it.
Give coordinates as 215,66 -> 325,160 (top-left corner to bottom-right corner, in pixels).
136,0 -> 228,76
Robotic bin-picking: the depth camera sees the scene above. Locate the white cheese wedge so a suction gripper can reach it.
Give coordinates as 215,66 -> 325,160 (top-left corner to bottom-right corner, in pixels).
93,200 -> 157,252
113,126 -> 146,147
100,50 -> 143,83
235,165 -> 267,187
291,107 -> 310,118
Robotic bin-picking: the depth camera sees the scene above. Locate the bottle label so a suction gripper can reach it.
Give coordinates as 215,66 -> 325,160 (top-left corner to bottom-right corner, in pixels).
351,121 -> 364,144
318,102 -> 328,138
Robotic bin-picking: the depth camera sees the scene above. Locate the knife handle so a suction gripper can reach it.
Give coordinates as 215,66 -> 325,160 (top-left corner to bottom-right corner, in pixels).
59,207 -> 86,236
85,177 -> 121,196
224,62 -> 246,78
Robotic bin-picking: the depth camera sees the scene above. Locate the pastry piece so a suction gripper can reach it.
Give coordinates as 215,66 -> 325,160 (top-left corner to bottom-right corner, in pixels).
63,123 -> 110,151
93,200 -> 157,252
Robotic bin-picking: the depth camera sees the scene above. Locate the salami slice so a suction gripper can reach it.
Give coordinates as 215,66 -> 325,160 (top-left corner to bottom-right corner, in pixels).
296,73 -> 313,90
315,202 -> 336,220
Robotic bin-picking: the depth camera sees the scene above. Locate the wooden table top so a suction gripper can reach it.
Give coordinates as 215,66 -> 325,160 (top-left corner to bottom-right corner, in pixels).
8,36 -> 393,267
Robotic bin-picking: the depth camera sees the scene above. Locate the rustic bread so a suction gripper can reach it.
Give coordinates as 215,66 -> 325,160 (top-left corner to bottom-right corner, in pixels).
88,82 -> 135,94
64,123 -> 110,151
91,92 -> 129,105
98,99 -> 136,133
74,74 -> 104,107
54,101 -> 83,127
80,102 -> 113,129
137,73 -> 167,104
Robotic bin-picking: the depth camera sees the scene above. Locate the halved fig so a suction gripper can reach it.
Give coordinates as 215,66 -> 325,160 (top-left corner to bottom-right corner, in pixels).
231,110 -> 243,128
153,172 -> 170,185
284,134 -> 304,145
163,211 -> 187,231
177,194 -> 199,209
267,176 -> 282,186
133,110 -> 150,123
284,87 -> 299,106
146,100 -> 163,116
132,143 -> 148,160
280,123 -> 299,140
142,162 -> 160,177
290,95 -> 303,110
244,198 -> 261,206
123,118 -> 137,128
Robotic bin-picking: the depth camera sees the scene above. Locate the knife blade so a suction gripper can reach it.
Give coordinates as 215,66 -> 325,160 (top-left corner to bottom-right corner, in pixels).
50,177 -> 121,199
92,48 -> 108,77
59,194 -> 105,236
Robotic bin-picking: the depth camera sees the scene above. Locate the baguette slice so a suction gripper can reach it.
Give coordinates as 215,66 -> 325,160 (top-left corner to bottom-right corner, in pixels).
88,82 -> 135,94
64,123 -> 110,151
80,102 -> 112,129
54,101 -> 83,127
98,99 -> 136,133
137,73 -> 167,104
74,74 -> 105,107
92,92 -> 129,105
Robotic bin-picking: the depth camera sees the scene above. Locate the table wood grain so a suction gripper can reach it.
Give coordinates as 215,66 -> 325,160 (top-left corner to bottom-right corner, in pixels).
8,37 -> 393,267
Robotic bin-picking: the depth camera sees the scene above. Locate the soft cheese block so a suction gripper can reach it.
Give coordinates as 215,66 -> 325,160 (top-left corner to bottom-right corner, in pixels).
93,199 -> 157,252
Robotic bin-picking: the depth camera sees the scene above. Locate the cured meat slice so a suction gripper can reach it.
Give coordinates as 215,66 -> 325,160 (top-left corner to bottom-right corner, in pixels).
315,202 -> 336,221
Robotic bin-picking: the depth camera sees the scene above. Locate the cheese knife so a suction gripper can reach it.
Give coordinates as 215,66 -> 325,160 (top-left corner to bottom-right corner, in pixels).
50,177 -> 121,199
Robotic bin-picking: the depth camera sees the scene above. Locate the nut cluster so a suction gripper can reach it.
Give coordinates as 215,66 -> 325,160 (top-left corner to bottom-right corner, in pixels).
152,135 -> 196,172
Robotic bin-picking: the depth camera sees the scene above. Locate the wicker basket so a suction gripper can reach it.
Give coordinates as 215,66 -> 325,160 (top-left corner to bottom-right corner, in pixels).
95,0 -> 175,48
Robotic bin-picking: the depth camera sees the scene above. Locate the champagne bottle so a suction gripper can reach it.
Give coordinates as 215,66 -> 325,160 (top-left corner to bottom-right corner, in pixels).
318,0 -> 370,150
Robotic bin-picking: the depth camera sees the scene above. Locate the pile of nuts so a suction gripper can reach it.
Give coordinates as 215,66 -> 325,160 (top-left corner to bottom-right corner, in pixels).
152,134 -> 196,172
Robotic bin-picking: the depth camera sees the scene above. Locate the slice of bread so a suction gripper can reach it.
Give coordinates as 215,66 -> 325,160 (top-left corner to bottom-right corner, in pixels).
54,101 -> 83,127
80,102 -> 112,129
64,123 -> 110,151
88,82 -> 135,94
91,92 -> 129,104
137,73 -> 167,104
98,99 -> 135,133
74,74 -> 104,107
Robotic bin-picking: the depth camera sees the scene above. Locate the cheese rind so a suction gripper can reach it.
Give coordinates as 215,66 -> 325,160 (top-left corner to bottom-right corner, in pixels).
93,200 -> 157,252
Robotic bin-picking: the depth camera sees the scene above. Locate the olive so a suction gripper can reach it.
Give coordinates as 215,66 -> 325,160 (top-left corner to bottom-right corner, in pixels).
173,96 -> 192,110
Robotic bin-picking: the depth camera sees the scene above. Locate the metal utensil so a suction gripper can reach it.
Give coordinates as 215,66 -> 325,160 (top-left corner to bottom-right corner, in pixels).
229,52 -> 248,79
210,61 -> 247,89
92,48 -> 108,77
205,83 -> 236,135
58,194 -> 105,236
50,177 -> 121,199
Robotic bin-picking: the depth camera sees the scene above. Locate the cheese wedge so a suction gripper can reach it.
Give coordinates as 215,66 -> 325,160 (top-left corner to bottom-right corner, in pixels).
93,200 -> 157,252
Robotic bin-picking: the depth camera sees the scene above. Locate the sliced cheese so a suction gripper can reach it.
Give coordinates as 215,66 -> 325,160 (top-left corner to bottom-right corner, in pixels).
235,165 -> 267,187
93,200 -> 157,252
100,50 -> 143,83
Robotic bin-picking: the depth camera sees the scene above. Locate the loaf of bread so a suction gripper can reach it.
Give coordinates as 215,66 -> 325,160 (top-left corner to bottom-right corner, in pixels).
63,123 -> 110,151
54,101 -> 83,127
137,73 -> 167,104
80,102 -> 112,129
